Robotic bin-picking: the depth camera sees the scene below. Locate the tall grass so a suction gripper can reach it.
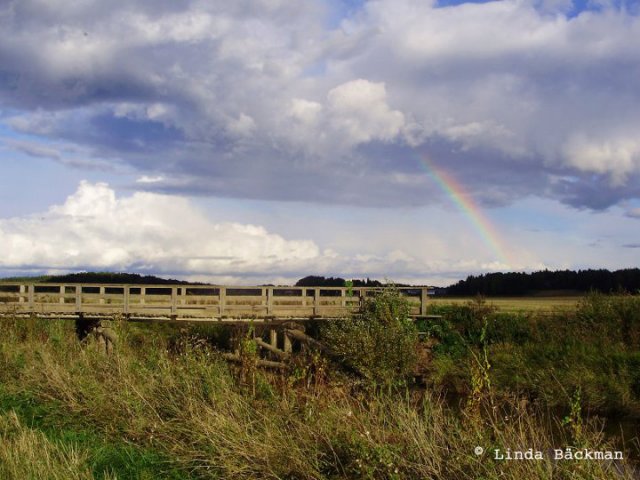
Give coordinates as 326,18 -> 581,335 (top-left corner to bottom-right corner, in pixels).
424,294 -> 640,416
0,312 -> 637,479
0,410 -> 103,480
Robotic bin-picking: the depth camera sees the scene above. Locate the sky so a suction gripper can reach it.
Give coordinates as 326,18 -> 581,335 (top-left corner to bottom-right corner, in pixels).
0,0 -> 639,286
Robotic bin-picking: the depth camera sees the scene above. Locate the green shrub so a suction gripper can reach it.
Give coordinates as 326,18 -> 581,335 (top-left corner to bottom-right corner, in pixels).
577,292 -> 640,345
322,288 -> 419,388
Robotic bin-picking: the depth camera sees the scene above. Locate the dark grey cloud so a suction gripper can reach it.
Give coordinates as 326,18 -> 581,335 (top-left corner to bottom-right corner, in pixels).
1,0 -> 639,209
552,173 -> 640,210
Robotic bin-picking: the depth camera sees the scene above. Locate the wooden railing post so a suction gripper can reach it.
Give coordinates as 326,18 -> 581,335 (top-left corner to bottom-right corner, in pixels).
19,284 -> 25,303
313,288 -> 320,316
266,287 -> 273,316
420,287 -> 428,316
75,286 -> 82,311
140,287 -> 146,305
28,284 -> 34,309
99,286 -> 105,305
171,287 -> 177,315
124,286 -> 129,315
219,287 -> 226,317
59,285 -> 65,304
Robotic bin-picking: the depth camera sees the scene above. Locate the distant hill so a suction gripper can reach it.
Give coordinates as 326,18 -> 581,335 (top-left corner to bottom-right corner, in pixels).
446,268 -> 640,296
1,272 -> 198,285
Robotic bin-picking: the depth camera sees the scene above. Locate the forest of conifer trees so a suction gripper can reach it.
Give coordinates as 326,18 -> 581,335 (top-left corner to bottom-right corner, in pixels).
446,268 -> 640,296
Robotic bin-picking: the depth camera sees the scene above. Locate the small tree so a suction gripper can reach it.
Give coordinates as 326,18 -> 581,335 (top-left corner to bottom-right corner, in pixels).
322,287 -> 419,388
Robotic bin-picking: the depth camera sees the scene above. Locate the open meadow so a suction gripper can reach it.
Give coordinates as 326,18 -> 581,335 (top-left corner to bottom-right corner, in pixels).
429,295 -> 581,313
0,292 -> 639,479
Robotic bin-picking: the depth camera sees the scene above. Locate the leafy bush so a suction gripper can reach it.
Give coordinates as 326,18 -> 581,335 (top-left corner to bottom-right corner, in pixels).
577,292 -> 640,346
424,294 -> 640,415
322,288 -> 419,388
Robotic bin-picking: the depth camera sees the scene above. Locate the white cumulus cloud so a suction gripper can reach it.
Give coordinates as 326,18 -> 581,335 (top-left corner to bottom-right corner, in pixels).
562,134 -> 640,186
327,79 -> 405,146
0,182 -> 536,284
0,182 -> 321,278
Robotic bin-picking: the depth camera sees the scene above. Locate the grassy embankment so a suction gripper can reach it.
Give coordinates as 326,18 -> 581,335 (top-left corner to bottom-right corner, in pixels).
0,292 -> 639,479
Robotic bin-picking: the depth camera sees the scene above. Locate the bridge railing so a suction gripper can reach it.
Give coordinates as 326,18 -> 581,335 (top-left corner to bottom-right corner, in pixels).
0,283 -> 431,319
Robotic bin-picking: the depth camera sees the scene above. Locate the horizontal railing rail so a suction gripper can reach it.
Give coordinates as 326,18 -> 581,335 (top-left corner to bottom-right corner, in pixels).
0,283 -> 432,320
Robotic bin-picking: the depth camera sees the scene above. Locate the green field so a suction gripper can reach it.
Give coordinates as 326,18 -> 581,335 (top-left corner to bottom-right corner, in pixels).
429,296 -> 581,313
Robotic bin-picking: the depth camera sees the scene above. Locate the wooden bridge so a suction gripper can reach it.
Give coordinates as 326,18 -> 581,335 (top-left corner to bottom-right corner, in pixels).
0,283 -> 432,323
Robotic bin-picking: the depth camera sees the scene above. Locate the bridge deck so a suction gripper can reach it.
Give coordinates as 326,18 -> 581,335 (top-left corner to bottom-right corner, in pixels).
0,283 -> 431,322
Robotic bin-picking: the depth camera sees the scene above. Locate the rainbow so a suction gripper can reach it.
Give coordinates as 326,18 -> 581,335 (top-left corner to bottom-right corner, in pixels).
418,155 -> 512,266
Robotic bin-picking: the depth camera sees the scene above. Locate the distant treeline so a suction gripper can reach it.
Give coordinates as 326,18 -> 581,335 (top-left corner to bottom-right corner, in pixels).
5,270 -> 639,294
5,272 -> 386,287
295,276 -> 385,287
447,268 -> 640,296
6,272 -> 195,285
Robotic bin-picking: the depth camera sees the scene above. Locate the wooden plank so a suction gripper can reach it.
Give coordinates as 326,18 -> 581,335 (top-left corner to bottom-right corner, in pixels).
285,328 -> 326,350
222,353 -> 286,369
255,338 -> 289,359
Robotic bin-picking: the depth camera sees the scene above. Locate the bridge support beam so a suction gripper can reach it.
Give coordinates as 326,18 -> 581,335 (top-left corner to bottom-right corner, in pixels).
283,332 -> 292,353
